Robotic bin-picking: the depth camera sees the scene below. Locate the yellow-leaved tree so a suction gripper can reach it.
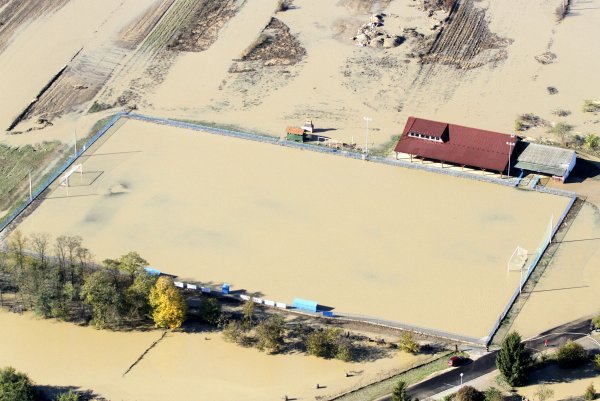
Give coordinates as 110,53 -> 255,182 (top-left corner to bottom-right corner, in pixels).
149,276 -> 187,330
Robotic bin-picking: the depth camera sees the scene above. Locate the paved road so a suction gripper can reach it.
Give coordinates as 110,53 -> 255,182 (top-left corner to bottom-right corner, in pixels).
376,317 -> 592,401
406,352 -> 498,400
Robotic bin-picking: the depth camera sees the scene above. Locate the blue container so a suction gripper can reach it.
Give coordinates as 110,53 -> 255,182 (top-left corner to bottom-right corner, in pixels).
143,267 -> 161,276
292,298 -> 318,312
221,283 -> 230,295
322,311 -> 334,317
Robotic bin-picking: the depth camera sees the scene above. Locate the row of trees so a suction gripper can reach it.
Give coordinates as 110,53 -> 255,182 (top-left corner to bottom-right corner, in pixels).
497,331 -> 593,387
0,231 -> 187,331
222,300 -> 355,359
0,366 -> 78,401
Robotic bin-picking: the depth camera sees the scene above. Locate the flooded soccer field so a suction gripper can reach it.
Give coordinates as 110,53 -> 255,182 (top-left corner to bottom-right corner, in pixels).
16,118 -> 571,340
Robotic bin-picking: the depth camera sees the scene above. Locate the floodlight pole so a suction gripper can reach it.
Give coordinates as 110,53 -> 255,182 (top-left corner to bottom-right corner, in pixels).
460,372 -> 464,386
363,116 -> 372,156
506,138 -> 515,177
74,131 -> 78,158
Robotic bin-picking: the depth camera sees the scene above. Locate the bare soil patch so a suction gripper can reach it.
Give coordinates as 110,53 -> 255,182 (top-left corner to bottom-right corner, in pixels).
420,0 -> 511,69
238,17 -> 306,66
0,0 -> 70,53
119,0 -> 176,49
167,0 -> 238,52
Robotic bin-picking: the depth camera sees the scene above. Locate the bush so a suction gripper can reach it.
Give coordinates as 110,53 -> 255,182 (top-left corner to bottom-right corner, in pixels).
456,386 -> 483,401
585,383 -> 597,401
484,387 -> 503,401
535,384 -> 554,401
0,367 -> 35,401
583,99 -> 600,113
56,389 -> 80,401
594,354 -> 600,371
198,297 -> 220,325
549,122 -> 573,145
255,316 -> 285,354
584,134 -> 600,150
391,380 -> 410,401
399,332 -> 420,354
556,340 -> 588,368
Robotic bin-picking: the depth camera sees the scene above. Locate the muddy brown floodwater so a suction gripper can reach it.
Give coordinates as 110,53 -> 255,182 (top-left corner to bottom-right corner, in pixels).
15,119 -> 571,340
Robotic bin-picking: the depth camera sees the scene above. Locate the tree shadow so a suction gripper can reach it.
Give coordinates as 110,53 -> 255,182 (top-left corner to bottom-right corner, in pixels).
351,342 -> 395,363
526,360 -> 598,385
36,385 -> 105,401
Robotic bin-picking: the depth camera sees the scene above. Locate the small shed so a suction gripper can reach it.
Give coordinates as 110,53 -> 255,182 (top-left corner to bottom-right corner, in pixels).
286,126 -> 306,142
292,298 -> 318,312
513,142 -> 576,182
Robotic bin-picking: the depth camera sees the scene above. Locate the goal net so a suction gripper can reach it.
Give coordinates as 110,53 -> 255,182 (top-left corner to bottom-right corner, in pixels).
59,164 -> 83,187
507,245 -> 529,272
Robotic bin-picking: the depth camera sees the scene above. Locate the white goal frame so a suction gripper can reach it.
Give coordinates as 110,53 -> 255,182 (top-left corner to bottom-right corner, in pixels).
507,245 -> 528,272
59,164 -> 83,188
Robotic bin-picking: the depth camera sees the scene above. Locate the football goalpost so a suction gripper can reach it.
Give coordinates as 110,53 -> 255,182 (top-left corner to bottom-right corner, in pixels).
59,164 -> 83,191
508,245 -> 529,293
507,246 -> 528,272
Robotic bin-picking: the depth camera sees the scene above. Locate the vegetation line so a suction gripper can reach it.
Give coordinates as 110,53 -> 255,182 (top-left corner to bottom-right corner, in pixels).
122,330 -> 168,377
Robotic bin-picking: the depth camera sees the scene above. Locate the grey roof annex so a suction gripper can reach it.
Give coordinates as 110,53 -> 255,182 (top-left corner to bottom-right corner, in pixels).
513,142 -> 575,177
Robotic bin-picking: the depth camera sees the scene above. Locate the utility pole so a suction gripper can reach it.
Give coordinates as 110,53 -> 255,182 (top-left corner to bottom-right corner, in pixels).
506,138 -> 515,177
29,170 -> 32,202
363,116 -> 372,157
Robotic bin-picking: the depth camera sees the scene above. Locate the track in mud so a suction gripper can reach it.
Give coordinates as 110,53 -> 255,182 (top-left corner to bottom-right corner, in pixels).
0,0 -> 70,53
420,0 -> 511,70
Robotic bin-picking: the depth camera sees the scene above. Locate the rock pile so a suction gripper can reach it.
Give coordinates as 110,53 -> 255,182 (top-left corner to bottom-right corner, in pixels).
351,14 -> 403,49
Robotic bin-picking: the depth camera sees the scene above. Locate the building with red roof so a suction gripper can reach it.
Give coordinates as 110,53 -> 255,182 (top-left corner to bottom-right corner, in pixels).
394,117 -> 519,173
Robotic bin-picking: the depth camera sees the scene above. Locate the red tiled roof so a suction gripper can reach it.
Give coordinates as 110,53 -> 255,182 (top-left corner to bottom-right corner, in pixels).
394,117 -> 519,172
286,126 -> 305,135
408,118 -> 448,138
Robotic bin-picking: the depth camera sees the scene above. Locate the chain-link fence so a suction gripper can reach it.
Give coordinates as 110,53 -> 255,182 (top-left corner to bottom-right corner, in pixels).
0,112 -> 126,236
0,112 -> 579,345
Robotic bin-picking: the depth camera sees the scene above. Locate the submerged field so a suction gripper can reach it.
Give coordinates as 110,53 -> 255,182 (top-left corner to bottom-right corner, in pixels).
16,118 -> 571,339
0,311 -> 431,401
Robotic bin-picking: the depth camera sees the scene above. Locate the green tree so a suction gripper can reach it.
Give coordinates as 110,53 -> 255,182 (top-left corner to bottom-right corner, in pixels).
198,297 -> 221,325
335,339 -> 353,362
483,387 -> 502,401
255,315 -> 285,354
307,328 -> 338,358
456,386 -> 483,401
496,331 -> 531,386
81,269 -> 122,328
242,300 -> 255,327
116,252 -> 148,284
0,366 -> 35,401
223,320 -> 245,344
149,276 -> 187,329
399,332 -> 420,354
594,354 -> 600,371
585,134 -> 600,150
585,383 -> 597,401
56,389 -> 79,401
556,339 -> 587,368
124,270 -> 156,321
549,122 -> 573,146
391,380 -> 410,401
534,384 -> 554,401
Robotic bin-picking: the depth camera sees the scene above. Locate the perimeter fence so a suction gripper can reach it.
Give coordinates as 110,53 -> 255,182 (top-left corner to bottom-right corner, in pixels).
0,112 -> 126,236
485,193 -> 577,345
0,112 -> 579,345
